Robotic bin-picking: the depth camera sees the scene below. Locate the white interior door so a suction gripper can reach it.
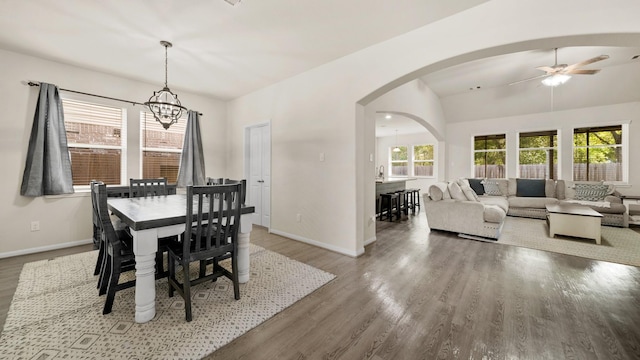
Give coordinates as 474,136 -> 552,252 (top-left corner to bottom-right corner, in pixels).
248,124 -> 270,228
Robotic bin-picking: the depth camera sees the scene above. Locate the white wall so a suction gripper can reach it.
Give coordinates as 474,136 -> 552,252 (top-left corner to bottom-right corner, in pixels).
0,48 -> 226,257
446,102 -> 640,194
225,0 -> 640,257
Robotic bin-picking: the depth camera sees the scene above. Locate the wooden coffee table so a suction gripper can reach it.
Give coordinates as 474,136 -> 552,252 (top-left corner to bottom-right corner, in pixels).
545,204 -> 603,244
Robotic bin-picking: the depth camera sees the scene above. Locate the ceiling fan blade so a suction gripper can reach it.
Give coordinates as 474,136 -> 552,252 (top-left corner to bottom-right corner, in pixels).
508,73 -> 550,86
535,66 -> 556,73
564,54 -> 609,72
565,69 -> 600,75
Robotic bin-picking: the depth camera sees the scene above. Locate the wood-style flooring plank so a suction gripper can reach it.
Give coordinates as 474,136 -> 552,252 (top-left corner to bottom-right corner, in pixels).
2,218 -> 640,359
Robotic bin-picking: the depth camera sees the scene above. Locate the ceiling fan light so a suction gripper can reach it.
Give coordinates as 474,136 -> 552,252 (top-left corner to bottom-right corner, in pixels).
542,74 -> 571,87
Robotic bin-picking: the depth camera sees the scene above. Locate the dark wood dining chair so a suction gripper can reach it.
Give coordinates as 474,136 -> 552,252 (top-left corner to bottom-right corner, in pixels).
129,177 -> 168,197
168,183 -> 242,322
129,177 -> 173,277
223,178 -> 247,205
93,181 -> 137,314
206,177 -> 224,185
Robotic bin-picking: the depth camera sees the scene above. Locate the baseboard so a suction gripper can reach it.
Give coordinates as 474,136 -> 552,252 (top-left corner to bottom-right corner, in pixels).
364,236 -> 377,246
0,238 -> 94,259
269,228 -> 361,258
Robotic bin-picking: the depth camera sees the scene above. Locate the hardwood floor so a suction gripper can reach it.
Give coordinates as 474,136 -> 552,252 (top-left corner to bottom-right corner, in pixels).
2,215 -> 640,359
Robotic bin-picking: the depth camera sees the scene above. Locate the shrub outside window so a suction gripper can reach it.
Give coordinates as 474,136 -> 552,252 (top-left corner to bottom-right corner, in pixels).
573,125 -> 622,182
519,130 -> 558,180
474,134 -> 506,178
63,98 -> 126,186
413,144 -> 434,177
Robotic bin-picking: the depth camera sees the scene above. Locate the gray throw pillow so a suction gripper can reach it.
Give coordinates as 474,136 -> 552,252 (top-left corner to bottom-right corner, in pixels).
516,179 -> 546,197
574,183 -> 610,201
481,180 -> 502,196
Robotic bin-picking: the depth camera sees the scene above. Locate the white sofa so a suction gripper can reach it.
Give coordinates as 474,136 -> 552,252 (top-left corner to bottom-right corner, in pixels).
424,178 -> 628,240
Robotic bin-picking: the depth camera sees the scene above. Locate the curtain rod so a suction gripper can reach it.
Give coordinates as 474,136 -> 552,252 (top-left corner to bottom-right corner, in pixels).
26,81 -> 203,116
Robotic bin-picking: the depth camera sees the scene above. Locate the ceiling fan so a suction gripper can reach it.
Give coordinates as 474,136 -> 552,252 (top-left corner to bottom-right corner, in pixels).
509,48 -> 609,87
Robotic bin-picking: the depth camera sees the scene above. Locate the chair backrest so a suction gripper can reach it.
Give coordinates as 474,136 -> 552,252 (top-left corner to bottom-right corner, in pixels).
223,178 -> 247,205
185,184 -> 242,262
92,181 -> 119,248
206,177 -> 224,185
90,180 -> 101,243
129,178 -> 168,198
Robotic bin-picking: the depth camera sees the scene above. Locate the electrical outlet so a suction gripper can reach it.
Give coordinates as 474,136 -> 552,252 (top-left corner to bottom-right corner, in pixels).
30,221 -> 40,232
296,214 -> 302,222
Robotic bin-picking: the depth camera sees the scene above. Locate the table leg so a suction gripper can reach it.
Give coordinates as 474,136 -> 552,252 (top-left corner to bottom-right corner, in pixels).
130,229 -> 159,324
237,214 -> 253,283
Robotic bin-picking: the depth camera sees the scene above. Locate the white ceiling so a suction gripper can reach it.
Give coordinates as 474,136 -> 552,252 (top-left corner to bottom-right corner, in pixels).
0,0 -> 486,100
2,1 -> 638,137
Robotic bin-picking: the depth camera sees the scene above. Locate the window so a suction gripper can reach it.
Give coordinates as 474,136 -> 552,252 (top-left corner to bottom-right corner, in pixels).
413,144 -> 434,177
518,130 -> 558,180
390,146 -> 408,176
63,98 -> 126,186
474,134 -> 506,178
141,112 -> 186,183
573,125 -> 623,182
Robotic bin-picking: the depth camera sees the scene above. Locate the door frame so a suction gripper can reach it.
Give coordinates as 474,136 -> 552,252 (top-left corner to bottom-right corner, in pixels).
243,120 -> 272,230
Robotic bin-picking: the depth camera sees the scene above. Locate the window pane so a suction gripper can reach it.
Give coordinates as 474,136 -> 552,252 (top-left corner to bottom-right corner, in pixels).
62,99 -> 124,186
391,162 -> 408,176
141,112 -> 186,150
414,161 -> 433,176
519,149 -> 557,179
390,146 -> 407,161
142,151 -> 181,183
573,126 -> 623,181
413,145 -> 434,161
69,148 -> 121,185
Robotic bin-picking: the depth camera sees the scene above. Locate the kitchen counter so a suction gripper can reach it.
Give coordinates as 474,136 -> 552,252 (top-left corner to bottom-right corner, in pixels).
375,178 -> 416,197
375,177 -> 416,184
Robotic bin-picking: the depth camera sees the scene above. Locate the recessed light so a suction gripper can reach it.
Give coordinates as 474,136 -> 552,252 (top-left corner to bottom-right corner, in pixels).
385,114 -> 392,120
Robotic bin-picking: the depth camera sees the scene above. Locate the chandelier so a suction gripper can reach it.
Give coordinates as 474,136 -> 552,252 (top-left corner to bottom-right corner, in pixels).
145,41 -> 187,130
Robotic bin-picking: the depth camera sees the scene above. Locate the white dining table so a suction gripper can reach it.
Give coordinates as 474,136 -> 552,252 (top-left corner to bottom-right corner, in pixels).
107,194 -> 255,323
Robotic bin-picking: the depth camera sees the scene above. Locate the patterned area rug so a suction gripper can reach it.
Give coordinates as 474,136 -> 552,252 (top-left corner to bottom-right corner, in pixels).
500,217 -> 640,267
0,244 -> 335,359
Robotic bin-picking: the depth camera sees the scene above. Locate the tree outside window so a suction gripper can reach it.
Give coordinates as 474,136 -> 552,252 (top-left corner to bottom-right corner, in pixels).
474,134 -> 506,178
573,126 -> 622,181
390,146 -> 408,176
413,144 -> 434,177
519,130 -> 558,180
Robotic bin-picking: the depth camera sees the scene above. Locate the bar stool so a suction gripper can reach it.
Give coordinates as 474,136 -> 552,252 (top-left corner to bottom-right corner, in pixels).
379,193 -> 400,221
395,190 -> 410,215
406,188 -> 421,213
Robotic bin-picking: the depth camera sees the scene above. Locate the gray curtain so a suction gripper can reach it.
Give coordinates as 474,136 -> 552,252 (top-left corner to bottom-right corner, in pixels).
20,83 -> 74,196
177,110 -> 206,187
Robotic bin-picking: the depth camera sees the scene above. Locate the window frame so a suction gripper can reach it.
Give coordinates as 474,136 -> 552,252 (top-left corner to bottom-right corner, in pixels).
472,134 -> 507,179
412,143 -> 435,178
62,97 -> 128,189
139,111 -> 186,183
572,124 -> 628,183
517,130 -> 559,180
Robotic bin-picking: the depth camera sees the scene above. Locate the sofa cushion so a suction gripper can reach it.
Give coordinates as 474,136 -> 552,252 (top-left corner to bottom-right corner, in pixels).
448,181 -> 467,201
428,183 -> 449,201
479,196 -> 509,213
468,178 -> 485,195
509,196 -> 558,208
559,200 -> 626,214
484,205 -> 506,223
574,183 -> 611,201
516,179 -> 546,197
508,178 -> 517,196
556,180 -> 566,200
457,179 -> 479,202
545,180 -> 556,198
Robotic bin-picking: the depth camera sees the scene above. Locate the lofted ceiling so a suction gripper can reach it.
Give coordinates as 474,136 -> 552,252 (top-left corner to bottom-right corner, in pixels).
0,0 -> 486,100
1,1 -> 637,137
